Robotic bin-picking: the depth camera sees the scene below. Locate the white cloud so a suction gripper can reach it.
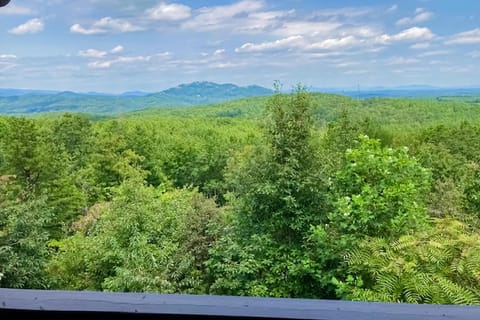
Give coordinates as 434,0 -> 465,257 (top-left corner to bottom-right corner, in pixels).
210,61 -> 246,69
248,10 -> 294,21
309,35 -> 360,50
380,27 -> 435,43
336,61 -> 359,68
9,18 -> 44,35
348,26 -> 381,38
214,49 -> 226,55
410,42 -> 430,50
235,24 -> 431,55
182,0 -> 265,31
274,21 -> 341,37
0,4 -> 33,15
235,35 -> 303,52
88,55 -> 152,69
0,54 -> 17,59
417,50 -> 450,57
70,17 -> 144,35
78,49 -> 108,58
237,9 -> 295,33
312,7 -> 375,18
146,2 -> 191,21
396,9 -> 432,26
155,51 -> 171,58
445,28 -> 480,45
110,45 -> 124,54
386,57 -> 420,65
343,69 -> 369,75
70,24 -> 100,35
387,4 -> 398,13
87,61 -> 113,69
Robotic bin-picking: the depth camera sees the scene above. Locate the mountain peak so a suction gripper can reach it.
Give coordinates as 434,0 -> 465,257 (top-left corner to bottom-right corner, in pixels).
162,81 -> 272,98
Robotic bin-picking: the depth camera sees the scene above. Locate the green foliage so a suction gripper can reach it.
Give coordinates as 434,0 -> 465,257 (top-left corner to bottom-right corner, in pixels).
339,219 -> 480,305
0,117 -> 87,234
209,87 -> 327,297
48,172 -> 223,293
328,135 -> 431,241
464,164 -> 480,219
307,135 -> 432,298
0,195 -> 53,288
2,89 -> 480,304
51,113 -> 93,168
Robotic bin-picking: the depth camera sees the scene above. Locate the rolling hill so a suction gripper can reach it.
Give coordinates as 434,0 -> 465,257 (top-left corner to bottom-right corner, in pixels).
0,82 -> 273,115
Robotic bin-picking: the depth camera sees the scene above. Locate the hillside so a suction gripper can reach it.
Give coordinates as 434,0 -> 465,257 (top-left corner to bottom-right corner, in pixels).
0,82 -> 273,115
121,92 -> 480,131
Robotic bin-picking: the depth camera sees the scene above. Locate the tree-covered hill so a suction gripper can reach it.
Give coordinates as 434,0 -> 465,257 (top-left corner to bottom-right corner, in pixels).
122,92 -> 480,133
3,89 -> 480,304
0,82 -> 273,115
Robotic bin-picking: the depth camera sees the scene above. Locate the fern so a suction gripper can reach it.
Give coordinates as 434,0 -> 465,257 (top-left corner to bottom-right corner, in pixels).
341,218 -> 480,305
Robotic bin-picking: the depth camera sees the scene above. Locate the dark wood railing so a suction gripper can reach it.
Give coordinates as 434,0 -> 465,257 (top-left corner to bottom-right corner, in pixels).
1,288 -> 480,319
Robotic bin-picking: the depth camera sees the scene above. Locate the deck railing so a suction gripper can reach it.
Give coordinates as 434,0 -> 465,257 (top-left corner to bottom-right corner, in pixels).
1,288 -> 480,319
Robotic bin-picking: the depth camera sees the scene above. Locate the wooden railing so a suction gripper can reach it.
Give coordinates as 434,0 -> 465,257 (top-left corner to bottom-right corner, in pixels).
1,288 -> 480,319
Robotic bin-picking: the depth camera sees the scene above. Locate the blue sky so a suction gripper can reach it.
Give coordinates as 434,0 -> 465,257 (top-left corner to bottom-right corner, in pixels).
1,0 -> 480,93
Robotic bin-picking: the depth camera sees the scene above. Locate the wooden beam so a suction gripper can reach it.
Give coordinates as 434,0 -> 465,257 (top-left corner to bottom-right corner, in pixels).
1,288 -> 480,320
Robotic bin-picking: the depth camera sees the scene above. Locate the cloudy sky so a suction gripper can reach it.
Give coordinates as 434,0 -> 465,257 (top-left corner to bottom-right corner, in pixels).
1,0 -> 480,93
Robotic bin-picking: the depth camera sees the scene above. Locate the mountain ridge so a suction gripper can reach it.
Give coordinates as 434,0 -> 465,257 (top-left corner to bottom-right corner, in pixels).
0,82 -> 273,115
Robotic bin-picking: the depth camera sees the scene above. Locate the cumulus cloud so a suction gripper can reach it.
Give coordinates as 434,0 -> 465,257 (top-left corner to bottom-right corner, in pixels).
237,9 -> 295,33
396,8 -> 432,26
445,28 -> 480,45
387,4 -> 398,13
70,17 -> 144,35
146,2 -> 191,20
393,27 -> 435,40
417,50 -> 450,57
410,42 -> 430,50
309,35 -> 361,50
386,57 -> 420,65
274,21 -> 341,37
78,49 -> 107,58
235,25 -> 434,55
110,45 -> 124,54
312,7 -> 375,19
0,54 -> 17,59
88,55 -> 152,69
182,0 -> 265,31
377,27 -> 435,43
235,35 -> 303,52
9,18 -> 44,35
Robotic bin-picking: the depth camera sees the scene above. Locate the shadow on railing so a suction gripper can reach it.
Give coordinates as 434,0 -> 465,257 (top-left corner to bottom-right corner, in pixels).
1,288 -> 480,320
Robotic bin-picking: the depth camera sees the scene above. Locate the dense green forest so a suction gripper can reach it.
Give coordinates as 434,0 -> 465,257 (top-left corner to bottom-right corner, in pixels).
2,88 -> 480,304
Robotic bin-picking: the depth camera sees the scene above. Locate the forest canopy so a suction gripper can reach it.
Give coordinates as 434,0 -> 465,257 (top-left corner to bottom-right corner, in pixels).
2,89 -> 480,304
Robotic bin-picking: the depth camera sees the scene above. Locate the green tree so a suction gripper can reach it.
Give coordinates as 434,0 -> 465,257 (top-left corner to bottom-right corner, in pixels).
48,168 -> 223,293
0,117 -> 86,235
338,219 -> 480,305
209,86 -> 327,297
308,135 -> 431,297
327,135 -> 431,241
0,195 -> 53,288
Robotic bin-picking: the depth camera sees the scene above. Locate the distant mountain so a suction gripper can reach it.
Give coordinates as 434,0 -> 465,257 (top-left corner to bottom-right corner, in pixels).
121,91 -> 151,97
0,82 -> 273,115
309,85 -> 480,98
0,88 -> 59,97
162,81 -> 272,98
